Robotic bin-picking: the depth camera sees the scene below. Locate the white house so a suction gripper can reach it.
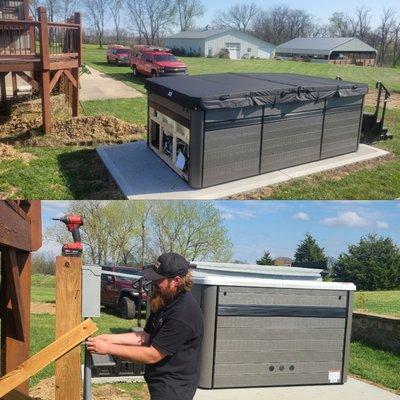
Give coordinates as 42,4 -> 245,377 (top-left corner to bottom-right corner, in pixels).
165,29 -> 275,59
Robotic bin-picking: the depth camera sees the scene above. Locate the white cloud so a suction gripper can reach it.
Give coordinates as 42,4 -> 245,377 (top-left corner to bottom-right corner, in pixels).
294,211 -> 310,221
218,206 -> 255,220
222,213 -> 235,220
320,212 -> 371,228
377,221 -> 389,229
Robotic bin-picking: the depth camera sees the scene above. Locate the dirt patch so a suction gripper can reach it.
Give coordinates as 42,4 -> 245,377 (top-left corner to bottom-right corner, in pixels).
232,152 -> 396,199
31,302 -> 55,315
0,143 -> 36,163
0,95 -> 145,147
30,376 -> 149,400
365,89 -> 400,110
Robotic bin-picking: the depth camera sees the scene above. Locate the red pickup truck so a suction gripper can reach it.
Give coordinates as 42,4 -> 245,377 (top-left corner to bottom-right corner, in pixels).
130,46 -> 187,77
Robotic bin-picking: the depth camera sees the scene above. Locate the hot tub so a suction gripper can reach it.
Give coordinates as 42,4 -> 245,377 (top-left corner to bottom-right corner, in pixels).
191,270 -> 356,389
145,73 -> 368,188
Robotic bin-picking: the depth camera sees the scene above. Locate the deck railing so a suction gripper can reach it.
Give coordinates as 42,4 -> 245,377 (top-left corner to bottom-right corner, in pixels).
0,7 -> 81,65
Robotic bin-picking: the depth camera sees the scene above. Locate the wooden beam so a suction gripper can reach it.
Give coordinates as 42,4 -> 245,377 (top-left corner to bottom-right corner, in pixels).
40,70 -> 51,134
3,249 -> 25,341
55,257 -> 82,400
3,389 -> 35,400
0,202 -> 31,251
0,319 -> 98,398
26,201 -> 42,252
49,70 -> 64,93
62,69 -> 77,88
15,72 -> 39,93
71,68 -> 79,117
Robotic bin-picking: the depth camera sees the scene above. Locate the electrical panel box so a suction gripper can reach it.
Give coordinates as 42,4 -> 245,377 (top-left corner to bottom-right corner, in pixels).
82,265 -> 102,318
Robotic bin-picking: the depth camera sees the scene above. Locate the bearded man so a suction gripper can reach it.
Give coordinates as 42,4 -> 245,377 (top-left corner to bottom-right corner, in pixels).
87,252 -> 204,400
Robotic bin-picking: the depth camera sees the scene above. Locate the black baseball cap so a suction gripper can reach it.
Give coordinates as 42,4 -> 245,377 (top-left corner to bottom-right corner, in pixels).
143,252 -> 190,281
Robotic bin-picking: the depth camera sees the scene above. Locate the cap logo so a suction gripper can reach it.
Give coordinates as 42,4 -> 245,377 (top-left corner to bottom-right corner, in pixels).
154,261 -> 161,270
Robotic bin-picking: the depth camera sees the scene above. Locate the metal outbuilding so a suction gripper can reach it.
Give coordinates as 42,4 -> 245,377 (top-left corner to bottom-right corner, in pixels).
275,37 -> 377,66
165,29 -> 275,59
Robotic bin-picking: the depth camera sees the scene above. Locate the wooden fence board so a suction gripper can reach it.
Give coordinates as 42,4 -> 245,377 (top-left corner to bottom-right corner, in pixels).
0,319 -> 97,398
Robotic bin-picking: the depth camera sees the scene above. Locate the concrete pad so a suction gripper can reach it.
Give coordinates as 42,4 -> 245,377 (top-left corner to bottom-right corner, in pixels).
80,67 -> 142,101
97,142 -> 389,200
194,378 -> 400,400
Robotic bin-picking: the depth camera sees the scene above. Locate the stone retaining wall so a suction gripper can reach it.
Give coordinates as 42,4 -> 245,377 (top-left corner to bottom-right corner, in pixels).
352,311 -> 400,353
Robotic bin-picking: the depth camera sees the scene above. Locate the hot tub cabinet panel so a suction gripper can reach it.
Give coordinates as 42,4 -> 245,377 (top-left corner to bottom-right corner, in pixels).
192,276 -> 355,389
145,74 -> 368,188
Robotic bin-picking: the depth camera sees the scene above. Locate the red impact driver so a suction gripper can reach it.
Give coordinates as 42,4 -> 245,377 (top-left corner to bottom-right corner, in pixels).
52,214 -> 84,257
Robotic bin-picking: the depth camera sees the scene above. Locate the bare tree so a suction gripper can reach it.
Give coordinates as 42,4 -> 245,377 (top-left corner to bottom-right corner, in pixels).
126,0 -> 177,45
83,0 -> 108,48
392,22 -> 400,67
328,12 -> 355,37
175,0 -> 204,31
253,6 -> 317,45
354,6 -> 372,39
109,0 -> 124,44
213,3 -> 259,32
45,0 -> 60,21
60,0 -> 78,21
377,8 -> 396,65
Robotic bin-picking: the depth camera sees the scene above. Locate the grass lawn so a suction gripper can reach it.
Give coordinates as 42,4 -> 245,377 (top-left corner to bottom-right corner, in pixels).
1,44 -> 399,199
354,290 -> 400,317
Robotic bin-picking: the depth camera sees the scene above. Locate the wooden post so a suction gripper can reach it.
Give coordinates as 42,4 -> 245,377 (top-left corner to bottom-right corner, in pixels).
0,73 -> 7,105
55,256 -> 82,400
38,7 -> 52,134
12,73 -> 18,98
71,12 -> 81,117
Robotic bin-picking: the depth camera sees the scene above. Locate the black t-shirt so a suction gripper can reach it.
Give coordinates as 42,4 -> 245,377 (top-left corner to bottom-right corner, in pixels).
144,291 -> 204,400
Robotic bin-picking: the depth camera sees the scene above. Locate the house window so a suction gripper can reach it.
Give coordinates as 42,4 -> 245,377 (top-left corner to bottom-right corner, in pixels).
247,48 -> 252,52
208,47 -> 212,56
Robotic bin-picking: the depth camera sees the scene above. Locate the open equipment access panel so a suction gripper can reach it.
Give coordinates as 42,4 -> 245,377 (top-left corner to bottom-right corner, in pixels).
145,73 -> 368,188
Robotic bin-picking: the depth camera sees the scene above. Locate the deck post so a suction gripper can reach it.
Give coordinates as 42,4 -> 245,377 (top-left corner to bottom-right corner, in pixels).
0,73 -> 7,105
38,7 -> 52,133
71,12 -> 81,117
12,73 -> 18,98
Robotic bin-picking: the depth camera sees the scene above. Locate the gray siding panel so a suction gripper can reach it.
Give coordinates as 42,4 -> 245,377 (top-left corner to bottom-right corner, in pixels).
215,339 -> 344,352
203,125 -> 261,186
215,350 -> 343,364
217,327 -> 345,340
321,107 -> 361,159
214,361 -> 342,376
217,316 -> 346,329
261,114 -> 323,173
213,372 -> 340,388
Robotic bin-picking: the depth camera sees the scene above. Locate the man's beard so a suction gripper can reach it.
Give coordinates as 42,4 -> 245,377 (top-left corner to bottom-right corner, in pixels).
150,283 -> 178,313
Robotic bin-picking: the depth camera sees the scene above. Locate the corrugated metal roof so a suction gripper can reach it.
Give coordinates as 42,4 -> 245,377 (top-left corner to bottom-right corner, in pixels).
276,37 -> 377,55
166,29 -> 228,39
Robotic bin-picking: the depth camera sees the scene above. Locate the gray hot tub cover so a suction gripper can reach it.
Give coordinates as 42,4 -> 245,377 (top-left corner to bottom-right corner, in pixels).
145,73 -> 368,110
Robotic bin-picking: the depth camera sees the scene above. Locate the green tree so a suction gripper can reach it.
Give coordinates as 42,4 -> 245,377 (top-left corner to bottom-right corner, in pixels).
294,233 -> 327,263
332,233 -> 400,290
256,250 -> 273,265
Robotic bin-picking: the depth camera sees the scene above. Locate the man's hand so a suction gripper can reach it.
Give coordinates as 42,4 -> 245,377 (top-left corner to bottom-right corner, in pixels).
86,337 -> 111,355
93,334 -> 112,342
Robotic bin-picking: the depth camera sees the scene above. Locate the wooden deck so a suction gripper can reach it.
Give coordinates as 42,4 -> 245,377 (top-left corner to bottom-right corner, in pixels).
0,6 -> 82,133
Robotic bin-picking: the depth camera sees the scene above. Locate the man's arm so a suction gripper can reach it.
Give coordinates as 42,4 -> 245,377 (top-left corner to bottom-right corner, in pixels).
86,339 -> 166,365
95,331 -> 150,346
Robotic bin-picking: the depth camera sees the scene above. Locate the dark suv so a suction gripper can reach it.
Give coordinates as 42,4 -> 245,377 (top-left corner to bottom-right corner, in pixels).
101,265 -> 148,319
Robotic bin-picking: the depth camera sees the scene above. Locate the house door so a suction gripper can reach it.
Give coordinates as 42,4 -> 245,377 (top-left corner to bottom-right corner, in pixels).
225,42 -> 240,59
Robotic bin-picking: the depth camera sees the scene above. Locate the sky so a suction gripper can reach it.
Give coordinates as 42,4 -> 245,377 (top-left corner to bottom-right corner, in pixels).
107,0 -> 400,34
195,0 -> 400,29
40,201 -> 400,264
